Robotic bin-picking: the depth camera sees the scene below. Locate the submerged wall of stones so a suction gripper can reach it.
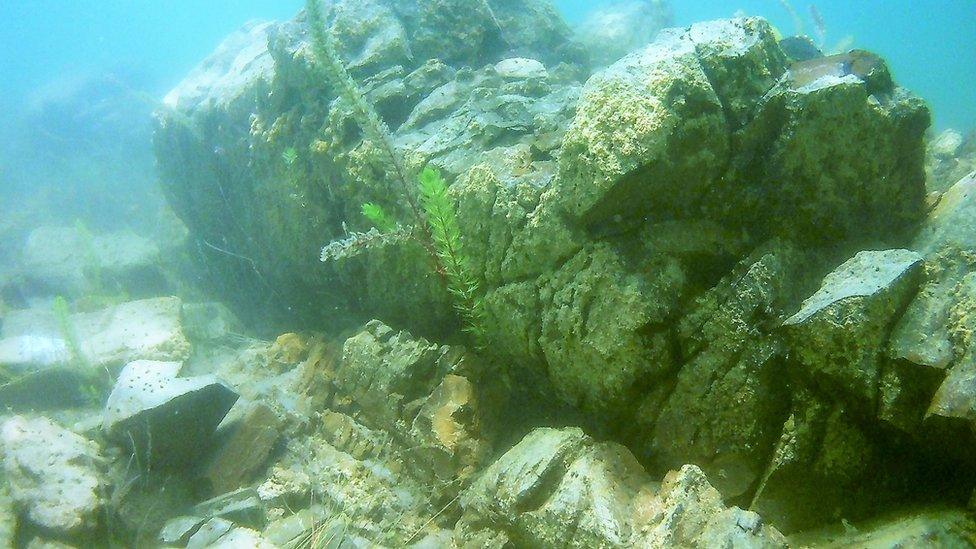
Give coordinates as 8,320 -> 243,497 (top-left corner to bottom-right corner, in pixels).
153,0 -> 976,538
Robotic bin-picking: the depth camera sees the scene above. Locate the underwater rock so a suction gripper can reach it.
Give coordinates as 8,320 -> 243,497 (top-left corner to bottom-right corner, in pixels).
185,517 -> 234,548
19,225 -> 165,300
191,488 -> 265,529
102,359 -> 239,469
642,242 -> 811,499
156,4 -> 945,535
154,0 -> 586,332
0,334 -> 67,371
574,0 -> 674,68
912,171 -> 976,257
180,301 -> 244,343
0,296 -> 192,374
331,321 -> 490,480
1,416 -> 104,536
538,243 -> 682,416
0,485 -> 13,548
455,427 -> 786,548
203,402 -> 284,495
926,129 -> 976,194
203,526 -> 276,548
159,515 -> 207,546
784,249 -> 924,411
494,57 -> 548,80
556,24 -> 729,226
729,50 -> 929,244
789,507 -> 976,548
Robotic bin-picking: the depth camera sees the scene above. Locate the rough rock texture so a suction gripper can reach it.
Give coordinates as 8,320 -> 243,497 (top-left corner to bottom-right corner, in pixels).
926,128 -> 976,194
155,3 -> 945,536
102,359 -> 239,469
203,402 -> 283,494
784,249 -> 925,411
1,416 -> 104,535
0,296 -> 191,373
0,483 -> 16,547
455,427 -> 787,548
790,508 -> 976,548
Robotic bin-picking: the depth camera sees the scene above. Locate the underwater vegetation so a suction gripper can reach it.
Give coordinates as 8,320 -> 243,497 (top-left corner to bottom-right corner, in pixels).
3,0 -> 976,547
305,0 -> 486,345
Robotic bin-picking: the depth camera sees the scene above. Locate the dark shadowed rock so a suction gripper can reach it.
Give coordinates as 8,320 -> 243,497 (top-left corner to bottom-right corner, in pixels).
784,249 -> 924,410
102,360 -> 238,469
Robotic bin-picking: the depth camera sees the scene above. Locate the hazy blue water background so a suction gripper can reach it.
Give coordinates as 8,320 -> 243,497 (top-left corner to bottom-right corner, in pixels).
0,0 -> 972,178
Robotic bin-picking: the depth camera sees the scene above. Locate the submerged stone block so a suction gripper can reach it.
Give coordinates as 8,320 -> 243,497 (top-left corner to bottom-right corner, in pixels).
102,360 -> 239,469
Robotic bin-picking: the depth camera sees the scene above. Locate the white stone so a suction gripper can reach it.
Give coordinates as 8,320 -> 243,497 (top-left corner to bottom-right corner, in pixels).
494,57 -> 548,80
1,416 -> 103,534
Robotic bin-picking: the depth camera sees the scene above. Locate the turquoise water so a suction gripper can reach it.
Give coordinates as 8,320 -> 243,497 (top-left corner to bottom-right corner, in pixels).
0,1 -> 972,130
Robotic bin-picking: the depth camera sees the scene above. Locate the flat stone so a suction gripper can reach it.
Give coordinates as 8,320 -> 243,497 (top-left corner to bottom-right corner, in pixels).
102,360 -> 238,468
159,515 -> 206,545
192,487 -> 265,528
0,297 -> 191,373
494,57 -> 547,80
785,249 -> 925,326
185,517 -> 234,549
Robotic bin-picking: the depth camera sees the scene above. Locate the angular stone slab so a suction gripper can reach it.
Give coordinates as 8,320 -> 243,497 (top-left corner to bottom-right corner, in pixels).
784,249 -> 924,408
103,360 -> 238,469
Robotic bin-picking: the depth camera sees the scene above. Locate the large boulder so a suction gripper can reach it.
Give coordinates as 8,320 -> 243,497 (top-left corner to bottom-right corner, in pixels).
1,416 -> 105,536
455,427 -> 787,547
725,50 -> 929,244
156,5 -> 942,535
154,0 -> 585,332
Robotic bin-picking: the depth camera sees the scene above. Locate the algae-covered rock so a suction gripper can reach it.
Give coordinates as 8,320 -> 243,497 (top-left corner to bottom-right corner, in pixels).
644,242 -> 813,499
455,427 -> 787,548
538,244 -> 683,416
727,51 -> 930,244
784,249 -> 925,410
155,5 -> 946,536
556,30 -> 728,226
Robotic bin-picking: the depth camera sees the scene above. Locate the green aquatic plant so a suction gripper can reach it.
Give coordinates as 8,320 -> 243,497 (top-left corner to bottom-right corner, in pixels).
361,202 -> 397,232
282,146 -> 300,167
306,0 -> 487,346
305,0 -> 424,223
419,167 -> 487,346
53,296 -> 105,403
54,295 -> 90,372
